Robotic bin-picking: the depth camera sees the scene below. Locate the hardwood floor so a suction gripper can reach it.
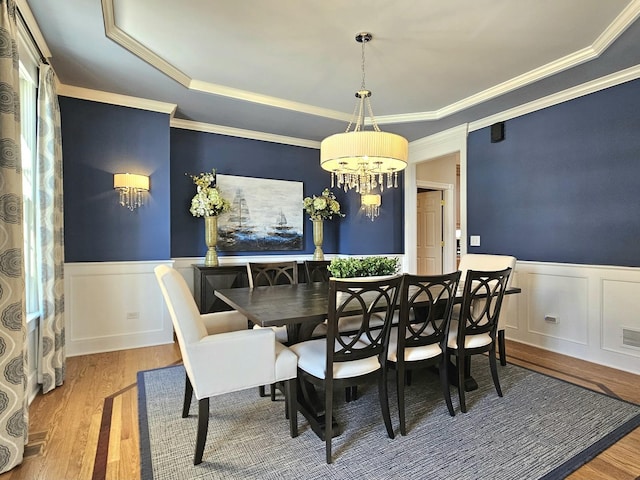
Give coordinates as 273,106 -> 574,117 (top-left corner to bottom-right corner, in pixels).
0,340 -> 637,479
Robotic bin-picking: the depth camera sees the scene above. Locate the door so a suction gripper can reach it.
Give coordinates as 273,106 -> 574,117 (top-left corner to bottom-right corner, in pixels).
417,190 -> 443,274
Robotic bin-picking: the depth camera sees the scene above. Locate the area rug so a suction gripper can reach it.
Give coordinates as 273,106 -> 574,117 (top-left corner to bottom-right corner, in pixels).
138,362 -> 640,480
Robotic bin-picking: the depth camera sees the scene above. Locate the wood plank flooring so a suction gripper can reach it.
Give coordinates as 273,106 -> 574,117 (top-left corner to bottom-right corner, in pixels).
0,340 -> 637,479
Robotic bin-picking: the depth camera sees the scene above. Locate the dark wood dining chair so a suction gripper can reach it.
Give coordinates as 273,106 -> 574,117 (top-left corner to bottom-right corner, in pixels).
304,260 -> 331,283
447,267 -> 511,413
247,261 -> 299,288
290,275 -> 402,463
390,271 -> 461,435
247,261 -> 298,399
455,254 -> 517,366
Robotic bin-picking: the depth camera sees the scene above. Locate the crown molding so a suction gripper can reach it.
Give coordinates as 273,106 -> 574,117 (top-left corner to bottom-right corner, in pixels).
188,79 -> 351,122
57,84 -> 177,115
170,118 -> 320,149
16,0 -> 52,58
468,64 -> 640,132
101,0 -> 191,87
102,0 -> 640,126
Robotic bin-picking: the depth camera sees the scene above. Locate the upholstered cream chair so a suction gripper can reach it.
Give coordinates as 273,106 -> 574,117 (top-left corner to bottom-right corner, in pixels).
154,265 -> 298,465
456,254 -> 517,365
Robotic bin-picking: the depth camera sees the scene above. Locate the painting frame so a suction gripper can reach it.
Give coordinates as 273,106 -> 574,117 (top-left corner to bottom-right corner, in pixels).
215,174 -> 303,252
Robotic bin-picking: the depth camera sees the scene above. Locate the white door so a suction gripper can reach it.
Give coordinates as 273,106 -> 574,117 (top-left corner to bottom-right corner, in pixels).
417,190 -> 443,274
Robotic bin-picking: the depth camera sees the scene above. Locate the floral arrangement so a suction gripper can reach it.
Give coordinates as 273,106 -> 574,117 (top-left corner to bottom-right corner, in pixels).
327,256 -> 400,278
303,188 -> 344,221
188,169 -> 230,217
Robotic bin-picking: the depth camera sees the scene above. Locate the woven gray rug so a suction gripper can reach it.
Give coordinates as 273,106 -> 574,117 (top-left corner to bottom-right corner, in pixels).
138,361 -> 640,480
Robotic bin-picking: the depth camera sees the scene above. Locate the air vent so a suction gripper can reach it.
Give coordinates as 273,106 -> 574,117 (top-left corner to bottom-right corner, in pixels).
622,328 -> 640,349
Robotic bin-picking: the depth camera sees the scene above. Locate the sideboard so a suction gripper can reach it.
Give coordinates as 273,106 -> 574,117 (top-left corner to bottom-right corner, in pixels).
193,263 -> 309,313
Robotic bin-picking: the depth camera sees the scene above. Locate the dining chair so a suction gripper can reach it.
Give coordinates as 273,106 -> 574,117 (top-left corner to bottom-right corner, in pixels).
247,261 -> 301,399
456,254 -> 517,365
447,267 -> 511,413
304,260 -> 331,283
289,275 -> 403,463
154,265 -> 298,465
390,271 -> 461,434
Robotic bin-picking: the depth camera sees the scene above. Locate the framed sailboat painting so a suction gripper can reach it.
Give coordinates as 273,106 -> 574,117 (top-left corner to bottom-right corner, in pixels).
216,174 -> 304,251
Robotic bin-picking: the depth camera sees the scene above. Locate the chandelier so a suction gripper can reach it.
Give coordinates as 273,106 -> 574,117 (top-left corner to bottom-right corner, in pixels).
320,32 -> 408,196
361,193 -> 381,221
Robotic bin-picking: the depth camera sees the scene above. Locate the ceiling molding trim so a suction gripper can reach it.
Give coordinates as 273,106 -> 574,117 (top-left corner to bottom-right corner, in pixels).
101,0 -> 640,128
189,80 -> 352,122
355,1 -> 640,127
592,0 -> 640,52
101,0 -> 191,87
103,1 -> 350,122
170,118 -> 320,149
16,0 -> 52,58
57,84 -> 178,115
467,64 -> 640,133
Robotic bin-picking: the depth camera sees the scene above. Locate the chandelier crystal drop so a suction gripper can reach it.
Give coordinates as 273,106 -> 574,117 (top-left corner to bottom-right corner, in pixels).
320,32 -> 408,197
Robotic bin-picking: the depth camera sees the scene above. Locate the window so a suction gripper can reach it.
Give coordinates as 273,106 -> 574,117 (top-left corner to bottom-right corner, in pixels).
17,19 -> 40,316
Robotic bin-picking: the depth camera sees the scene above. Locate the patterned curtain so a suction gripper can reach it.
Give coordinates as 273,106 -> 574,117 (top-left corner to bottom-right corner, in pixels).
0,0 -> 28,473
36,63 -> 65,393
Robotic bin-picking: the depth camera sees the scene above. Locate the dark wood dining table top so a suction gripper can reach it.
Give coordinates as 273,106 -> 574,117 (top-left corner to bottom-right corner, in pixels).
215,281 -> 522,331
215,282 -> 330,329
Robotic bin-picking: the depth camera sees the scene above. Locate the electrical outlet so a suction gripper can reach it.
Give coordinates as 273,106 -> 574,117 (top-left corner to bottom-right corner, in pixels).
470,235 -> 480,247
126,311 -> 140,320
544,315 -> 558,324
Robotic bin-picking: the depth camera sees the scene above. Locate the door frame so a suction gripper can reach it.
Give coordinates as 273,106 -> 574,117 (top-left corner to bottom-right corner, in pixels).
404,124 -> 468,274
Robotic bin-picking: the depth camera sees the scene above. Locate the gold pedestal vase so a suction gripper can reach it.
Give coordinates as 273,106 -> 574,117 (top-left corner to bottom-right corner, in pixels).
204,215 -> 219,266
313,219 -> 324,261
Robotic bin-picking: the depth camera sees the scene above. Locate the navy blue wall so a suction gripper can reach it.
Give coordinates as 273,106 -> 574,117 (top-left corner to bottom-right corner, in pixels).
60,98 -> 171,262
58,97 -> 404,263
467,78 -> 640,267
170,128 -> 404,258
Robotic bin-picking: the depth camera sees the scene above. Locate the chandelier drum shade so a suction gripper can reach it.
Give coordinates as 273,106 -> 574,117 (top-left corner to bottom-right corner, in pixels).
114,173 -> 150,211
320,32 -> 408,196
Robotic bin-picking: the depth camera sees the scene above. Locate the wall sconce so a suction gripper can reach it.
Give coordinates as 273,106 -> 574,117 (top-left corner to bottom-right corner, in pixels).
113,173 -> 149,211
361,193 -> 381,221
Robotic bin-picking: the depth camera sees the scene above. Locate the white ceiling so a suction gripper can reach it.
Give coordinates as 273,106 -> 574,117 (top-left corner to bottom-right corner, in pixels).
22,0 -> 640,143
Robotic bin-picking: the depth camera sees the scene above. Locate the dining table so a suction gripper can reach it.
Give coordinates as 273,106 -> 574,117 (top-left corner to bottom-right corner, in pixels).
215,281 -> 521,439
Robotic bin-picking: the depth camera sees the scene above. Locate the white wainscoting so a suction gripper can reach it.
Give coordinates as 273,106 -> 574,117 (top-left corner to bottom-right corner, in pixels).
64,254 -> 401,356
502,261 -> 640,375
64,257 -> 640,375
64,260 -> 175,357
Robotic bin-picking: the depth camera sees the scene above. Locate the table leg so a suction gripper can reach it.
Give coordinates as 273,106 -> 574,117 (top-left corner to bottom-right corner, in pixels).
296,378 -> 341,440
447,357 -> 478,392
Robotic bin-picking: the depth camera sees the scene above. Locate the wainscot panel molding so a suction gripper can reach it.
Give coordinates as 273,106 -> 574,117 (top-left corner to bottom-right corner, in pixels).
64,261 -> 175,357
505,261 -> 640,375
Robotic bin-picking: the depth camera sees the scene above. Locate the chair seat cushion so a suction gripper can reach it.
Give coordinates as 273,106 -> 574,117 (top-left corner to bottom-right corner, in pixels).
290,338 -> 381,379
387,326 -> 443,362
447,320 -> 492,350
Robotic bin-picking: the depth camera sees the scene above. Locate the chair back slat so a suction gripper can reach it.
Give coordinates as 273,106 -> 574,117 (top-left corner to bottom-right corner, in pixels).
326,276 -> 402,367
247,261 -> 298,287
399,271 -> 461,352
457,268 -> 511,340
304,260 -> 331,283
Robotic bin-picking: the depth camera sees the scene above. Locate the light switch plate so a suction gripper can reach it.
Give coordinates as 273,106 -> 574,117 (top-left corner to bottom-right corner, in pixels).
470,235 -> 481,247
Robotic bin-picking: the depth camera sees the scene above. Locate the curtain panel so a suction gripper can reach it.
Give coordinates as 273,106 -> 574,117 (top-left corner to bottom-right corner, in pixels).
0,0 -> 28,472
36,63 -> 65,393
